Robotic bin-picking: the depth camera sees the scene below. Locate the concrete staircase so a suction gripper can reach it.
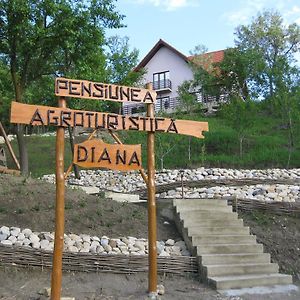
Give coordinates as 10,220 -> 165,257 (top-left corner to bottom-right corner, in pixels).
173,198 -> 293,290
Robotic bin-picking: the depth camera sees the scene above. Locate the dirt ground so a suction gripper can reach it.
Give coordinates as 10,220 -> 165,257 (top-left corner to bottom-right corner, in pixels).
0,174 -> 300,299
0,267 -> 299,300
239,211 -> 300,280
0,174 -> 179,241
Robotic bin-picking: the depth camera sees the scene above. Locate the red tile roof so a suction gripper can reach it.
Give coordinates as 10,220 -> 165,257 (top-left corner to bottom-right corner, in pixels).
188,50 -> 224,64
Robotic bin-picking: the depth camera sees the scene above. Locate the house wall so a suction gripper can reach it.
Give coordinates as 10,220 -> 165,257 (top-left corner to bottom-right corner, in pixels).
142,46 -> 193,99
122,46 -> 194,114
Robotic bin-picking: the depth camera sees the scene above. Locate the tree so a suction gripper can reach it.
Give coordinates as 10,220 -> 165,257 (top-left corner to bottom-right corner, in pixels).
0,61 -> 14,127
235,10 -> 300,166
189,44 -> 231,104
104,35 -> 144,113
106,35 -> 143,85
0,0 -> 124,175
235,10 -> 300,99
177,80 -> 199,113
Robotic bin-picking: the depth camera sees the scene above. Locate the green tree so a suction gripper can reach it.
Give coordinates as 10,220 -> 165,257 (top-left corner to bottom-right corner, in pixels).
104,35 -> 144,113
177,80 -> 199,113
235,10 -> 300,99
106,35 -> 143,85
0,61 -> 14,127
0,0 -> 124,175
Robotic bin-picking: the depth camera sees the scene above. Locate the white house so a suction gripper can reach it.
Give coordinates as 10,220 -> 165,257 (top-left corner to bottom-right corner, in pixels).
122,39 -> 225,115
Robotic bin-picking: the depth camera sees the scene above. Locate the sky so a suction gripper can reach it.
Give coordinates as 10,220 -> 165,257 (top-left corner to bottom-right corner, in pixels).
108,0 -> 300,61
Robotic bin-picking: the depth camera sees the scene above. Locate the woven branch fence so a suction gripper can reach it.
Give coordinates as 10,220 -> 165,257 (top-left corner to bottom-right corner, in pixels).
228,197 -> 300,217
136,178 -> 300,199
0,245 -> 198,276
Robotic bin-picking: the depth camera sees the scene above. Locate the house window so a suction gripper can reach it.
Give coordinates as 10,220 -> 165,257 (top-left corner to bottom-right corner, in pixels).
153,71 -> 171,90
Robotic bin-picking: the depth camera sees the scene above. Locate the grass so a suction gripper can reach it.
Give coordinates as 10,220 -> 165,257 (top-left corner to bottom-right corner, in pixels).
4,108 -> 300,176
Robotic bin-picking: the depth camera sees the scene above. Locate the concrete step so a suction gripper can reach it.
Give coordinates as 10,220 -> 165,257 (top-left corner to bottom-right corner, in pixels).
200,253 -> 271,265
180,211 -> 238,222
209,273 -> 293,290
174,198 -> 228,207
184,218 -> 243,228
174,199 -> 231,212
176,204 -> 232,213
197,243 -> 263,255
203,262 -> 279,277
192,234 -> 256,245
188,226 -> 249,236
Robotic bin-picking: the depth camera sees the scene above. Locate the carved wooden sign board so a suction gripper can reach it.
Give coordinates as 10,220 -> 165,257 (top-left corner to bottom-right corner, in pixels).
10,102 -> 208,139
55,78 -> 157,103
74,139 -> 142,171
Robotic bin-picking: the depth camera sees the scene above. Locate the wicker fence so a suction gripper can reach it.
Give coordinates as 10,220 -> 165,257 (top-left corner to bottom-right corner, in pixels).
0,245 -> 198,276
228,197 -> 300,217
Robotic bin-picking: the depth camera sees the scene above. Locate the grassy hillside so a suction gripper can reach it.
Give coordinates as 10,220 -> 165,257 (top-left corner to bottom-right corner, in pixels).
3,109 -> 300,177
120,110 -> 300,170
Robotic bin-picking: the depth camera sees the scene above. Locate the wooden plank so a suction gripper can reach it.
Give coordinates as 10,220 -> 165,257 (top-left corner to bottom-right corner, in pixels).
10,102 -> 209,139
0,166 -> 20,175
55,78 -> 157,103
73,139 -> 142,171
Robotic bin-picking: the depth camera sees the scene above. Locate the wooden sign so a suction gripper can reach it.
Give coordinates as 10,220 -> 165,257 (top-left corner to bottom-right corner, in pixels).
74,139 -> 141,171
55,77 -> 157,103
10,102 -> 209,138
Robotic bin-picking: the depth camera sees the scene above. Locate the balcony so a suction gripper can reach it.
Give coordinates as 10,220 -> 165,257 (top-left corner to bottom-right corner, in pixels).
152,79 -> 172,93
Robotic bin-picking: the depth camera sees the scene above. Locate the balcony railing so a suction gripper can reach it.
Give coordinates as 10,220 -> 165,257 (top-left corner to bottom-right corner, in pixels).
152,79 -> 172,92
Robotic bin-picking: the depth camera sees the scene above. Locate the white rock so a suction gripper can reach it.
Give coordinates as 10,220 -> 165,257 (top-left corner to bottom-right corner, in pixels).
81,234 -> 91,243
165,239 -> 175,246
32,242 -> 40,249
17,233 -> 26,241
91,236 -> 100,242
10,227 -> 21,236
8,236 -> 17,243
69,234 -> 81,242
29,233 -> 40,243
100,238 -> 109,246
1,240 -> 13,246
44,233 -> 55,241
134,241 -> 145,251
103,244 -> 112,252
22,228 -> 32,237
40,240 -> 50,249
159,250 -> 170,257
0,233 -> 8,241
0,226 -> 10,236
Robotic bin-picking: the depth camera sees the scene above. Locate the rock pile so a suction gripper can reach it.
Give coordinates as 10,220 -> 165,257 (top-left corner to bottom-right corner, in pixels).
43,168 -> 300,192
0,226 -> 190,257
42,168 -> 300,202
160,184 -> 300,202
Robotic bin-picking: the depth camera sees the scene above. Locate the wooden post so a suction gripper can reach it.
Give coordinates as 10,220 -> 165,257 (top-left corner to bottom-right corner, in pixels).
146,83 -> 157,296
67,126 -> 80,179
51,97 -> 66,300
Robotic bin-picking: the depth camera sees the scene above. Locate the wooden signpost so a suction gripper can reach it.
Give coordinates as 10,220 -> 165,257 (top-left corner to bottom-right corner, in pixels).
10,77 -> 209,299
